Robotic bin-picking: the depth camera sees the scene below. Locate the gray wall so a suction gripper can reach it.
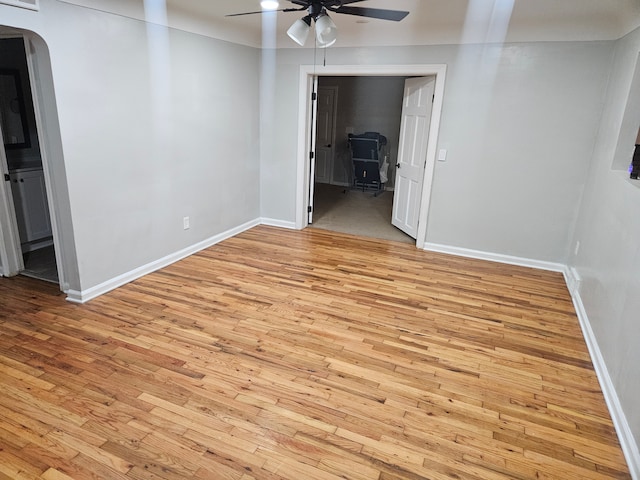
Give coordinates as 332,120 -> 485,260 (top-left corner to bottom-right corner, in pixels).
569,26 -> 640,448
261,42 -> 612,263
1,0 -> 260,292
319,76 -> 405,188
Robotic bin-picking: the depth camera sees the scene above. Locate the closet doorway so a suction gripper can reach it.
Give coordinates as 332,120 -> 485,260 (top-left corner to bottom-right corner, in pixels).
310,76 -> 413,243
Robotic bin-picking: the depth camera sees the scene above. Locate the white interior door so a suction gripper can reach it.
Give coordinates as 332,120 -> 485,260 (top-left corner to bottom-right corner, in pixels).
314,86 -> 337,185
392,76 -> 435,239
0,124 -> 23,276
308,76 -> 319,224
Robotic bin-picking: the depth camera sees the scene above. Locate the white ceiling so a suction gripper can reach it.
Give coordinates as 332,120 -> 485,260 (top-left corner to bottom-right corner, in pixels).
60,0 -> 640,48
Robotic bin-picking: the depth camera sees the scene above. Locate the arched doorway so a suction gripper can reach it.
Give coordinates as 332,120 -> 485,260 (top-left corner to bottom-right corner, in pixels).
0,28 -> 78,295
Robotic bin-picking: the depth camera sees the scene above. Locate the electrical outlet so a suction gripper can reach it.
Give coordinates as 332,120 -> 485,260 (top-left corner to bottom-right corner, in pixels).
183,216 -> 190,230
574,241 -> 580,256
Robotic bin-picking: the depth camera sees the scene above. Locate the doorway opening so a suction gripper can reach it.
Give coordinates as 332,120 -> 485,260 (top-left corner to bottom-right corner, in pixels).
310,76 -> 413,243
295,64 -> 447,249
0,30 -> 73,293
0,36 -> 57,283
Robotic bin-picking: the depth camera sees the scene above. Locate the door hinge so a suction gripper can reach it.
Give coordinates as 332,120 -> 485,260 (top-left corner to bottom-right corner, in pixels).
312,92 -> 317,101
3,174 -> 9,181
308,206 -> 313,213
432,94 -> 435,102
309,151 -> 314,159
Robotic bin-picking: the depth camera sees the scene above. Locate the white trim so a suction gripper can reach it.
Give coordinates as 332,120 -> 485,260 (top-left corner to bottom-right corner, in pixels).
308,76 -> 319,225
295,64 -> 447,252
0,0 -> 39,11
23,34 -> 68,291
563,266 -> 582,296
423,242 -> 565,272
260,218 -> 297,229
415,70 -> 446,250
567,276 -> 640,479
295,70 -> 314,229
66,219 -> 261,303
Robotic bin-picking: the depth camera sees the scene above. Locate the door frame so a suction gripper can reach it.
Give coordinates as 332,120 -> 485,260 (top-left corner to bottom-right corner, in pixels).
307,76 -> 319,224
295,64 -> 446,249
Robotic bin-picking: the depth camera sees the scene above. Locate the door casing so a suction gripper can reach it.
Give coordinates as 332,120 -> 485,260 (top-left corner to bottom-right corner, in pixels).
295,64 -> 446,249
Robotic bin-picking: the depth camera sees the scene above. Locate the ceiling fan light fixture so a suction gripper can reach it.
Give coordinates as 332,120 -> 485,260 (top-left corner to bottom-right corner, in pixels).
314,11 -> 337,48
260,0 -> 279,10
287,15 -> 312,46
227,2 -> 409,49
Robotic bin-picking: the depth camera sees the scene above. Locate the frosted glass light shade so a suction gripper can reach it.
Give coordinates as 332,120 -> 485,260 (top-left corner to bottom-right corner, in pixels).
260,0 -> 279,9
315,13 -> 337,47
287,16 -> 311,46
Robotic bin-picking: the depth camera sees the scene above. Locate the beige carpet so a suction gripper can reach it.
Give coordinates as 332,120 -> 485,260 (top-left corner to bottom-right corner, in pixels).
310,183 -> 414,244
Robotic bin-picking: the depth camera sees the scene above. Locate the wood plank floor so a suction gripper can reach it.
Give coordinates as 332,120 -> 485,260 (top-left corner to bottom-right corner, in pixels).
0,226 -> 630,479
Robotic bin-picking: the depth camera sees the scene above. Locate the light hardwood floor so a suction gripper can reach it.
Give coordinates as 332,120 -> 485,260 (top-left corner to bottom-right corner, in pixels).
0,226 -> 630,479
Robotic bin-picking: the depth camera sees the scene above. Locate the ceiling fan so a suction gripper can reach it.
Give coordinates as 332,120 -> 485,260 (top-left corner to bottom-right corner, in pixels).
226,1 -> 410,48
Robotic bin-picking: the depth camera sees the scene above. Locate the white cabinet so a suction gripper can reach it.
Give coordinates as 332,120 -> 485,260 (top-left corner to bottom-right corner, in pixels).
9,168 -> 52,246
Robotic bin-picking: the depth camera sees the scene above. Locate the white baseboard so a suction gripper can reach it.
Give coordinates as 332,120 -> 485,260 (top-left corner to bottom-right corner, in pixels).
565,269 -> 640,479
563,266 -> 582,295
423,242 -> 565,272
260,218 -> 297,230
66,218 -> 261,304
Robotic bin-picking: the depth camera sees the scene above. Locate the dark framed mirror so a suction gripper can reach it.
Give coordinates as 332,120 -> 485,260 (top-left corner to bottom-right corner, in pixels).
0,68 -> 31,150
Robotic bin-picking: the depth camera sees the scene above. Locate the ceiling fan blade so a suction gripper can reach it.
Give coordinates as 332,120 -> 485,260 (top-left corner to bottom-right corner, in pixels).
226,7 -> 305,17
332,6 -> 409,21
289,0 -> 367,8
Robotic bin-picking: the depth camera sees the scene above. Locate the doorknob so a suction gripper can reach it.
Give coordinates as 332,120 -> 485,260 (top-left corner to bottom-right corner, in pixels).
396,163 -> 401,169
325,144 -> 331,148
